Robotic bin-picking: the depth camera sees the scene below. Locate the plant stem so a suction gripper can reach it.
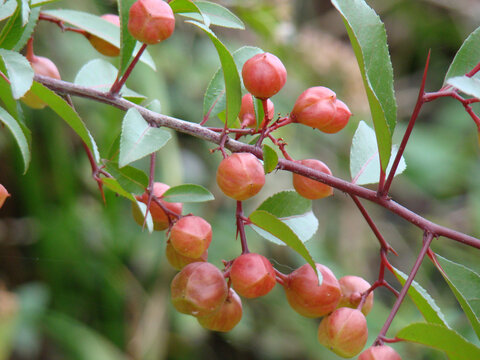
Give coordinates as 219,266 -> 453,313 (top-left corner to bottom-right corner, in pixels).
236,201 -> 249,254
143,152 -> 156,229
255,98 -> 272,147
109,43 -> 147,95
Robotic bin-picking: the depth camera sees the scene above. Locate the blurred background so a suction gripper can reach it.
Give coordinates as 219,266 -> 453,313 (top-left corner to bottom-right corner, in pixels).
1,0 -> 480,359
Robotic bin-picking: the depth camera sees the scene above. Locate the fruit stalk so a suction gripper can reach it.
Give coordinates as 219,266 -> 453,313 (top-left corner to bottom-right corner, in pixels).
109,43 -> 147,95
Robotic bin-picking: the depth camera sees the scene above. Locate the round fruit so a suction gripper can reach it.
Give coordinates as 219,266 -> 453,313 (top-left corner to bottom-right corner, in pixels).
290,86 -> 352,133
358,345 -> 402,360
0,184 -> 10,209
216,153 -> 265,201
284,263 -> 341,318
165,239 -> 207,270
242,53 -> 287,99
229,253 -> 276,299
317,307 -> 368,358
85,14 -> 120,56
338,275 -> 374,316
169,215 -> 212,258
197,288 -> 243,332
292,159 -> 333,200
171,262 -> 228,317
21,56 -> 61,109
128,0 -> 175,45
239,94 -> 275,128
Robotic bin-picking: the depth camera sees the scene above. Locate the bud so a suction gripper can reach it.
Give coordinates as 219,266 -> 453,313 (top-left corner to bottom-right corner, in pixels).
197,288 -> 243,332
358,345 -> 402,360
86,14 -> 121,56
338,275 -> 374,315
242,53 -> 287,99
128,0 -> 175,45
292,159 -> 333,200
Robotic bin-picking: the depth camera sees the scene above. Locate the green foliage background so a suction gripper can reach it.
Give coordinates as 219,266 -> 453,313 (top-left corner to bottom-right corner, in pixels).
0,0 -> 479,359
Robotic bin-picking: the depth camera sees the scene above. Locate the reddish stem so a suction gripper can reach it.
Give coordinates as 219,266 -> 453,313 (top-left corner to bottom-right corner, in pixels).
236,201 -> 249,254
0,71 -> 9,84
255,98 -> 272,147
39,13 -> 86,34
109,43 -> 147,95
142,153 -> 157,229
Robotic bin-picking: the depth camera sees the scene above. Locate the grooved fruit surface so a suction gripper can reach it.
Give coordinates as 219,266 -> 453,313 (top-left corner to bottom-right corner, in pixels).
338,275 -> 374,315
242,53 -> 287,100
197,288 -> 243,332
292,159 -> 333,200
358,345 -> 402,360
128,0 -> 175,45
170,215 -> 212,258
230,253 -> 276,298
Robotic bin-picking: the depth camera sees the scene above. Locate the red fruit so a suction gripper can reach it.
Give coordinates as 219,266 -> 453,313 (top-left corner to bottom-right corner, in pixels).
171,262 -> 228,317
358,345 -> 402,360
292,159 -> 333,200
165,239 -> 207,270
284,263 -> 341,318
169,215 -> 212,258
229,253 -> 276,299
290,86 -> 352,133
197,288 -> 243,332
317,307 -> 368,358
86,14 -> 120,56
22,56 -> 61,109
242,53 -> 287,99
338,276 -> 374,316
239,94 -> 275,128
128,0 -> 175,45
0,184 -> 10,209
216,153 -> 265,200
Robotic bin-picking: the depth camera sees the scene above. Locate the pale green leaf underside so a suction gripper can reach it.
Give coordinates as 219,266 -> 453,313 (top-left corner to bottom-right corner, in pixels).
0,49 -> 33,99
162,184 -> 214,203
445,26 -> 480,82
447,76 -> 480,99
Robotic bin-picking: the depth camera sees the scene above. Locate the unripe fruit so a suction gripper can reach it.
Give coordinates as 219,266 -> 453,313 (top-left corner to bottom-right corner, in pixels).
216,153 -> 265,200
229,253 -> 276,299
284,263 -> 341,318
239,94 -> 275,128
242,53 -> 287,99
128,0 -> 175,45
169,215 -> 212,258
171,262 -> 228,317
0,184 -> 10,209
358,345 -> 402,360
197,288 -> 243,332
338,276 -> 374,316
165,239 -> 207,270
290,86 -> 352,133
133,182 -> 182,231
21,56 -> 61,109
317,307 -> 368,358
292,159 -> 333,200
85,14 -> 120,57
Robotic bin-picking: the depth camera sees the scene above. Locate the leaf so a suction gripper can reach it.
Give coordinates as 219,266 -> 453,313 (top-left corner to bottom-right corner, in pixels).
203,46 -> 263,122
103,162 -> 148,194
447,76 -> 480,99
117,0 -> 137,76
179,1 -> 244,29
331,0 -> 397,171
189,21 -> 241,126
0,105 -> 30,173
12,6 -> 40,52
0,0 -> 17,21
433,254 -> 480,340
262,144 -> 278,174
445,26 -> 480,82
133,200 -> 153,233
0,49 -> 33,99
256,190 -> 311,218
350,121 -> 406,185
392,266 -> 449,327
162,184 -> 214,203
0,4 -> 39,51
74,59 -> 145,103
119,108 -> 171,168
41,9 -> 156,70
30,0 -> 62,7
102,178 -> 136,201
170,0 -> 209,27
20,0 -> 29,26
28,82 -> 100,162
397,323 -> 480,360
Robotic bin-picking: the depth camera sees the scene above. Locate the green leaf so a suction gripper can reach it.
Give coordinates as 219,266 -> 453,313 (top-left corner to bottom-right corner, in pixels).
102,178 -> 136,202
0,72 -> 19,117
30,0 -> 62,7
445,26 -> 480,82
179,1 -> 244,29
20,0 -> 29,26
447,76 -> 480,99
29,82 -> 100,162
103,162 -> 148,194
74,59 -> 145,103
0,105 -> 30,173
350,121 -> 406,185
0,4 -> 39,50
119,108 -> 171,168
392,266 -> 449,327
117,0 -> 136,75
262,144 -> 278,174
133,200 -> 154,233
162,184 -> 214,203
397,323 -> 480,360
170,0 -> 209,26
0,49 -> 33,99
0,0 -> 17,21
41,9 -> 156,71
253,97 -> 265,128
189,21 -> 241,126
249,210 -> 321,283
256,190 -> 311,218
203,46 -> 263,122
433,254 -> 480,340
12,6 -> 40,52
331,0 -> 397,171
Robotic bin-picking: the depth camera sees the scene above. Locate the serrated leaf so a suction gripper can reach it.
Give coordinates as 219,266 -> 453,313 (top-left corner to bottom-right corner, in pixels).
0,49 -> 33,99
0,71 -> 19,117
162,184 -> 214,203
12,6 -> 39,52
0,106 -> 30,173
262,144 -> 278,174
331,0 -> 397,171
203,46 -> 263,123
41,9 -> 155,71
447,76 -> 480,99
350,120 -> 406,185
20,0 -> 29,26
0,4 -> 39,50
102,178 -> 136,201
28,82 -> 100,162
103,162 -> 148,194
397,323 -> 480,360
257,190 -> 311,218
179,1 -> 244,29
433,254 -> 480,340
133,200 -> 153,233
445,26 -> 480,82
392,266 -> 449,327
119,108 -> 171,167
0,0 -> 17,21
74,59 -> 145,103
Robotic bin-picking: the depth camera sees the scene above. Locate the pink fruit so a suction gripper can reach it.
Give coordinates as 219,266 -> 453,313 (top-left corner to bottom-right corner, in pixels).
292,159 -> 333,200
0,184 -> 10,208
128,0 -> 175,45
242,53 -> 287,99
338,275 -> 374,316
86,14 -> 121,56
197,288 -> 243,332
22,56 -> 61,109
239,94 -> 275,128
358,345 -> 402,360
169,215 -> 212,258
165,240 -> 208,270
